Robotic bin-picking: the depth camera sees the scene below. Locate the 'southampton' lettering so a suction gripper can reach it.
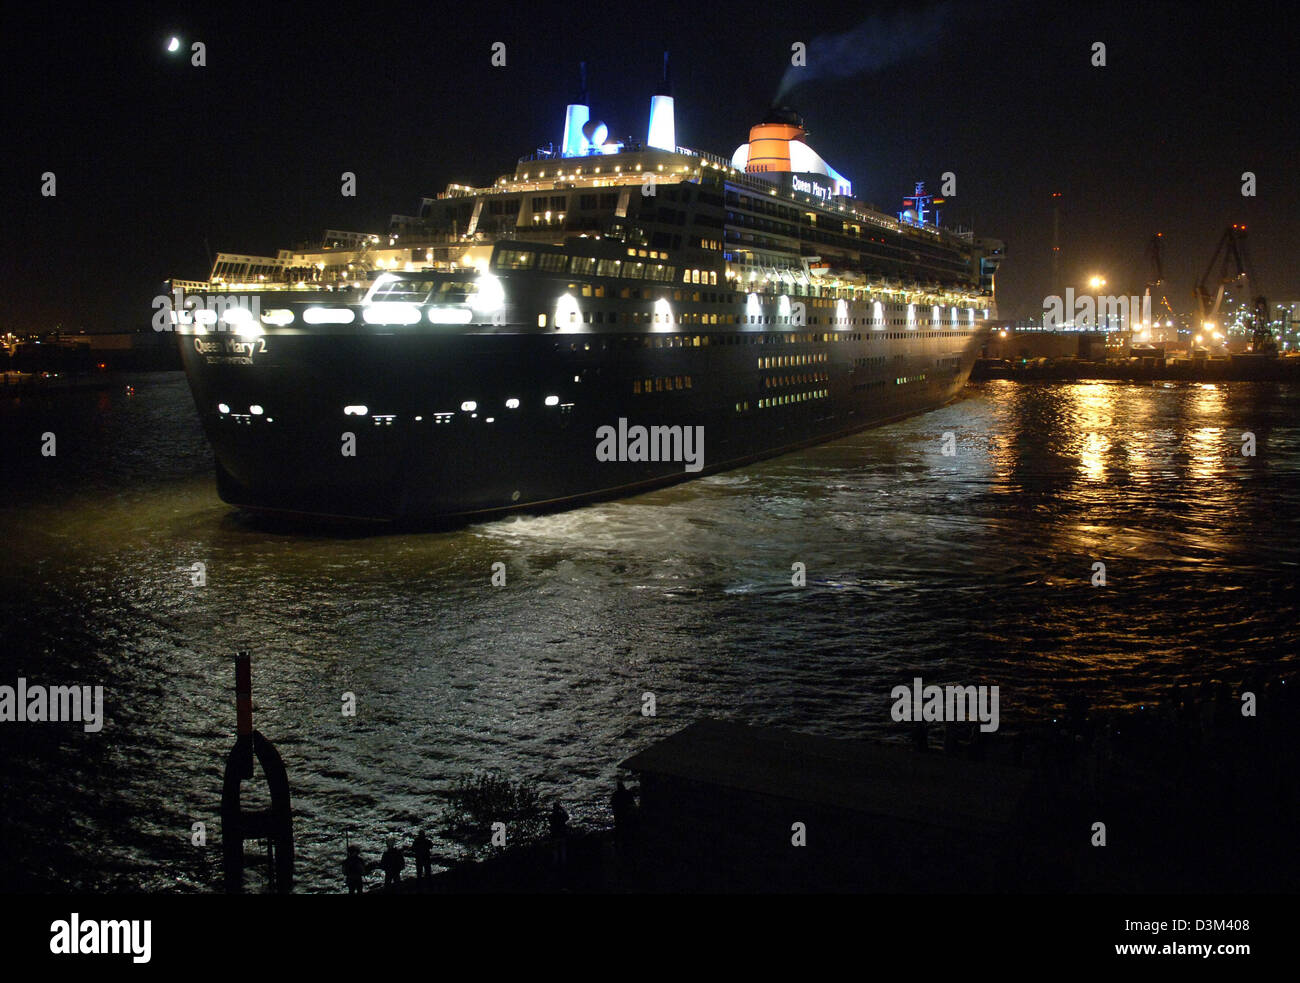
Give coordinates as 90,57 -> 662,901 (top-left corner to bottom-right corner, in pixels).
0,678 -> 103,732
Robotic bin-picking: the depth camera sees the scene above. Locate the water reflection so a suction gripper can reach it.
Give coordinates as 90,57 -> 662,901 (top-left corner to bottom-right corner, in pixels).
0,375 -> 1296,892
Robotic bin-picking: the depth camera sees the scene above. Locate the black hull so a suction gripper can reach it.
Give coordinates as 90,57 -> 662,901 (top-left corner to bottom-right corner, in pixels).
179,321 -> 985,522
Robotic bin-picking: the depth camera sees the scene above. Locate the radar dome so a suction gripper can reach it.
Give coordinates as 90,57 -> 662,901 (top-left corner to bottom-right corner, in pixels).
582,120 -> 608,146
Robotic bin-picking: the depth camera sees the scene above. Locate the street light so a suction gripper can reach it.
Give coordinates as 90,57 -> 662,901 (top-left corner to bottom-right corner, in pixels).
1088,276 -> 1106,330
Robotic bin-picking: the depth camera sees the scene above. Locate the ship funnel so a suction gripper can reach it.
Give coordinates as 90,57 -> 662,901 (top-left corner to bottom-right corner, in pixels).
646,47 -> 675,151
562,60 -> 591,157
744,119 -> 805,174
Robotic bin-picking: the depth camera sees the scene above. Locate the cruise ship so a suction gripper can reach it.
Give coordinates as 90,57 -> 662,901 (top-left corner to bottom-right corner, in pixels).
170,68 -> 1003,522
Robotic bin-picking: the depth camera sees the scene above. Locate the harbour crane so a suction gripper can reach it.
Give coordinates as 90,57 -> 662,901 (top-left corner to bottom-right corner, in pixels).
1144,233 -> 1176,318
1193,224 -> 1275,354
1137,233 -> 1177,341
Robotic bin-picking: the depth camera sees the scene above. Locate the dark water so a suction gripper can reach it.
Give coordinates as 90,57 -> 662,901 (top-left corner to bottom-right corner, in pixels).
1,373 -> 1296,892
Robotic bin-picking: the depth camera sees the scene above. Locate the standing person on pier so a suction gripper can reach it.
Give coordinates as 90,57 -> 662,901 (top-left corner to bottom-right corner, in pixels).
342,844 -> 366,895
379,838 -> 405,888
550,800 -> 570,868
411,829 -> 433,883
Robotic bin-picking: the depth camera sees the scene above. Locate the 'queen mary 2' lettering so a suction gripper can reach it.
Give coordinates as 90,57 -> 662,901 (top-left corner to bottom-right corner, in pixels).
791,175 -> 833,201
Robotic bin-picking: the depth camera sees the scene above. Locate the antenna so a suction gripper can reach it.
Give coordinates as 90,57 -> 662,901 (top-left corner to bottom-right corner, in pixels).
1050,192 -> 1062,300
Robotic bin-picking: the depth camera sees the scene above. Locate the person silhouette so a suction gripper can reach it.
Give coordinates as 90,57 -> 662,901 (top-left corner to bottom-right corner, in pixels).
550,801 -> 570,868
379,837 -> 405,888
612,780 -> 635,831
342,844 -> 365,895
411,829 -> 433,883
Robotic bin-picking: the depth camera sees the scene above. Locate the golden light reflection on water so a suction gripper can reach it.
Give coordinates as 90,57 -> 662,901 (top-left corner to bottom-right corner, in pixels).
1074,384 -> 1115,482
1080,431 -> 1108,482
1187,383 -> 1228,482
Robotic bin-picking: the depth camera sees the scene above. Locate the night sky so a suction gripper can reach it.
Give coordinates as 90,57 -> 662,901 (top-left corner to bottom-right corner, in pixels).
2,0 -> 1296,331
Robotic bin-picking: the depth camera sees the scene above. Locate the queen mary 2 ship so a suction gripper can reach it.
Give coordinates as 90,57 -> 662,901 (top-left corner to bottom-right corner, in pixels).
170,70 -> 1003,522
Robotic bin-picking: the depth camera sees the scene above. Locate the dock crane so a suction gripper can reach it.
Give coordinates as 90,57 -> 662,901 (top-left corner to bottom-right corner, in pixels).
1193,224 -> 1275,355
1141,233 -> 1177,339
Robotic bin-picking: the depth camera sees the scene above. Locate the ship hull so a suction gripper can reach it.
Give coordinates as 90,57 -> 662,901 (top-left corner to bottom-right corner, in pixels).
178,317 -> 985,523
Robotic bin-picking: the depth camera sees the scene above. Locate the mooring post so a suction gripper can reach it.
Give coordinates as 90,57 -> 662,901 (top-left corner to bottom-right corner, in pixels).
221,651 -> 295,893
234,650 -> 254,780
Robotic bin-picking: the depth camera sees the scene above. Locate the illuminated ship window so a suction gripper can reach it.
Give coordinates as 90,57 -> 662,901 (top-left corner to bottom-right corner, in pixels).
305,307 -> 355,325
544,395 -> 559,406
461,401 -> 477,412
506,398 -> 520,409
537,314 -> 547,328
496,249 -> 535,270
370,278 -> 432,303
261,309 -> 295,327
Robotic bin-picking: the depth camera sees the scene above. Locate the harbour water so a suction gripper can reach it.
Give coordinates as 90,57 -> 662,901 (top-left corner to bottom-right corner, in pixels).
1,373 -> 1296,892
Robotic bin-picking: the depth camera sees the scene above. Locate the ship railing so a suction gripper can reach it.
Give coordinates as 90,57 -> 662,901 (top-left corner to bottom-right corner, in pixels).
168,279 -> 213,293
517,148 -> 560,163
166,278 -> 364,293
675,146 -> 733,169
722,171 -> 908,236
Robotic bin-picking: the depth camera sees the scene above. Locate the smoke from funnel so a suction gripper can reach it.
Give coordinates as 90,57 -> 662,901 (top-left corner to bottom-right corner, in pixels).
775,4 -> 956,102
